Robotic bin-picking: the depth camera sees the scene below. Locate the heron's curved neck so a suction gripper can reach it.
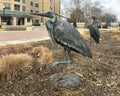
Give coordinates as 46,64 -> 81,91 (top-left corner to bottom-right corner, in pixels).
92,19 -> 97,25
50,30 -> 57,45
46,21 -> 56,45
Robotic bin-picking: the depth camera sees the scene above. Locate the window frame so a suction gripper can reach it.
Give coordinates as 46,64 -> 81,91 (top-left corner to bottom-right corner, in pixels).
30,1 -> 33,6
14,4 -> 20,11
35,3 -> 39,7
14,0 -> 20,2
3,3 -> 11,10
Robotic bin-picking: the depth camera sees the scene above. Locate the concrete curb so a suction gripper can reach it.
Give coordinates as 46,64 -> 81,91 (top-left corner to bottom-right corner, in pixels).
0,37 -> 50,46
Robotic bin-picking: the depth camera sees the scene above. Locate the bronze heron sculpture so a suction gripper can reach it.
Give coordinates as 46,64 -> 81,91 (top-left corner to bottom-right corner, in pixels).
89,16 -> 100,47
31,12 -> 92,70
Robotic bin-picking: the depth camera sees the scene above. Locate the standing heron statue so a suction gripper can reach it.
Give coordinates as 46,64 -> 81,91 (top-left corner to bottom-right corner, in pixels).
31,11 -> 92,71
89,16 -> 100,47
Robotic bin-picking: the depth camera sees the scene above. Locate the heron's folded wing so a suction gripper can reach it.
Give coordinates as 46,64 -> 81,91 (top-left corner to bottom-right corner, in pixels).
89,25 -> 100,43
54,20 -> 92,57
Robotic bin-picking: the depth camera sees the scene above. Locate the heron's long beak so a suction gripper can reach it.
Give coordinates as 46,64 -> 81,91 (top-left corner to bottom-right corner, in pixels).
31,12 -> 50,17
31,12 -> 68,19
55,13 -> 68,19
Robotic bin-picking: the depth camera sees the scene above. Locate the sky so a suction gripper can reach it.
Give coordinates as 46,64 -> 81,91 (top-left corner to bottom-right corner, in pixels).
99,0 -> 120,21
61,0 -> 120,21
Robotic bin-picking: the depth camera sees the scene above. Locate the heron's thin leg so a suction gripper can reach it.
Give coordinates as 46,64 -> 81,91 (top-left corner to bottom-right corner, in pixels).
68,49 -> 73,64
90,36 -> 92,48
95,43 -> 98,50
62,48 -> 73,75
62,47 -> 67,75
64,47 -> 67,61
47,48 -> 73,81
47,48 -> 72,69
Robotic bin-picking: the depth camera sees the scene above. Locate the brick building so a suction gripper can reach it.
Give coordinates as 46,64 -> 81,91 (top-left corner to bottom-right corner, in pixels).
0,0 -> 60,27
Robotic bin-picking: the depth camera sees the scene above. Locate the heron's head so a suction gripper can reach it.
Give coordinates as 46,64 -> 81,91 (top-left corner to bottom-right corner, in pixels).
31,11 -> 57,22
92,16 -> 96,20
91,16 -> 98,25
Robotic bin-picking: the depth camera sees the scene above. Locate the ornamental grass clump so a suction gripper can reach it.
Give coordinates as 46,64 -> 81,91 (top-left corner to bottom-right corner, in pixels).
31,46 -> 53,66
39,49 -> 53,65
0,53 -> 33,80
30,46 -> 44,58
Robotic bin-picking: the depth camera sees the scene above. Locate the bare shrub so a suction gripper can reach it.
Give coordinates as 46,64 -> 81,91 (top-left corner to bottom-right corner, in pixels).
0,54 -> 33,80
39,50 -> 53,65
30,46 -> 54,75
30,46 -> 43,58
30,46 -> 53,66
37,46 -> 53,66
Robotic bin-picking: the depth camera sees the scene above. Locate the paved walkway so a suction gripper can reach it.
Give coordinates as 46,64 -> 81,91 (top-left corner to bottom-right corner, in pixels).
0,26 -> 50,46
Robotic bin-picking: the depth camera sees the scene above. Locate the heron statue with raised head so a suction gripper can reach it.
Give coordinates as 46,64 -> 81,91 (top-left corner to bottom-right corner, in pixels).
31,12 -> 92,70
89,16 -> 100,47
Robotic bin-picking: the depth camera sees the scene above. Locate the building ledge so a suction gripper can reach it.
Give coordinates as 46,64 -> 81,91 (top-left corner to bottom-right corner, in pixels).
0,10 -> 33,18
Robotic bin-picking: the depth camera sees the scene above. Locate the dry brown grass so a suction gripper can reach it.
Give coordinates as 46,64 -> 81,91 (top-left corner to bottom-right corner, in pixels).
0,54 -> 33,79
39,50 -> 53,65
30,46 -> 43,58
111,35 -> 120,41
77,28 -> 90,40
0,44 -> 16,55
0,43 -> 33,56
110,28 -> 120,33
30,46 -> 53,66
14,43 -> 33,53
38,46 -> 53,65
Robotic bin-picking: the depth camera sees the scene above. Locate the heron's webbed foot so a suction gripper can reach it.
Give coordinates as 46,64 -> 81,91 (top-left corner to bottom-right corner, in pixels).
47,61 -> 72,82
50,72 -> 62,81
47,61 -> 72,69
47,47 -> 73,69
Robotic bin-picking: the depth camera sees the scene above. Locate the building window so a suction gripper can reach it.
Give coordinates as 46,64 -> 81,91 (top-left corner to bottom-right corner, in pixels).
30,2 -> 33,6
14,0 -> 20,2
27,18 -> 30,22
35,3 -> 39,7
22,6 -> 25,12
14,4 -> 20,11
35,11 -> 39,13
35,20 -> 39,24
3,3 -> 11,10
22,0 -> 25,4
30,10 -> 33,12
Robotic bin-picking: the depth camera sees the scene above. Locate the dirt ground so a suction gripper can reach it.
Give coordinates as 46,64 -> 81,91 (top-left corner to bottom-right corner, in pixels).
0,31 -> 120,96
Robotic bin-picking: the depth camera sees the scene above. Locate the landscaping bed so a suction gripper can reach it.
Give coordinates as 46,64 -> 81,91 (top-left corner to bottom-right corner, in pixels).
0,31 -> 120,96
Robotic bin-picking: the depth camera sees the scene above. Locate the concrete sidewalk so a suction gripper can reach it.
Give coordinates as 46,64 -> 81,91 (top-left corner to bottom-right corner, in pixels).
0,26 -> 50,46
